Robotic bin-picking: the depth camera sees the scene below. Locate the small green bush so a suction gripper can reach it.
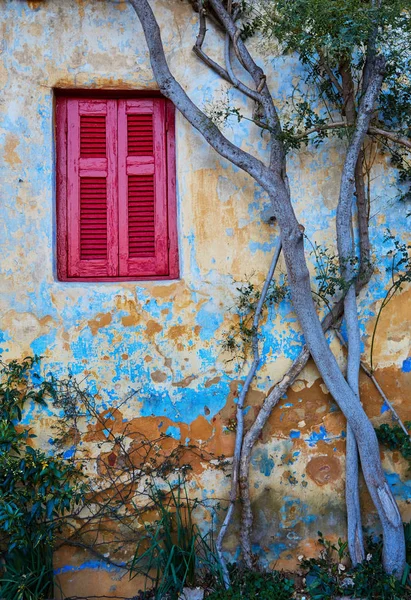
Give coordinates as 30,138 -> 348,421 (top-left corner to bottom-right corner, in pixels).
0,357 -> 87,600
301,532 -> 411,600
207,565 -> 295,600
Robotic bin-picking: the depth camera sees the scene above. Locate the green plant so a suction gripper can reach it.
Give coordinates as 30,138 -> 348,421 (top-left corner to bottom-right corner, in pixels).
300,533 -> 411,599
308,240 -> 361,310
375,421 -> 411,469
207,564 -> 295,600
130,477 -> 224,599
222,276 -> 288,363
0,357 -> 87,600
0,545 -> 54,600
351,550 -> 411,600
301,532 -> 350,599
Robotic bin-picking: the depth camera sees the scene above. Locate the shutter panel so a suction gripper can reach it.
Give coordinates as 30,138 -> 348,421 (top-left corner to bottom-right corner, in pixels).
67,99 -> 118,278
118,99 -> 168,277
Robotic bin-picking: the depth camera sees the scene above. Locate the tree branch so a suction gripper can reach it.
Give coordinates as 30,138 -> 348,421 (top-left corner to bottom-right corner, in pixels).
207,0 -> 284,171
192,6 -> 262,103
336,55 -> 390,567
368,126 -> 411,150
335,329 -> 411,440
129,0 -> 277,185
216,239 -> 282,581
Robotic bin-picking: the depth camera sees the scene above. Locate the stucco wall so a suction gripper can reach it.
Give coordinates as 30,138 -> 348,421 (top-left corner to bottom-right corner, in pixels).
0,0 -> 410,597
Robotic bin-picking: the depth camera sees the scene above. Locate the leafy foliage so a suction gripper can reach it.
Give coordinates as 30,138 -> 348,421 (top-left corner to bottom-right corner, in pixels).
375,421 -> 411,468
222,276 -> 288,362
0,357 -> 87,600
241,0 -> 411,194
206,564 -> 294,600
0,545 -> 54,600
301,532 -> 411,599
308,241 -> 358,309
301,526 -> 411,600
244,0 -> 410,64
301,532 -> 351,599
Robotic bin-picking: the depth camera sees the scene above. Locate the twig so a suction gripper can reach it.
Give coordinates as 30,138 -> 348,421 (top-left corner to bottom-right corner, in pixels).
335,329 -> 411,440
193,6 -> 261,103
293,121 -> 348,140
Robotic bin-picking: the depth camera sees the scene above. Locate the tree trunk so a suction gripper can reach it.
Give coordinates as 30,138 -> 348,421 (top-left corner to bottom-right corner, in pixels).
272,182 -> 404,575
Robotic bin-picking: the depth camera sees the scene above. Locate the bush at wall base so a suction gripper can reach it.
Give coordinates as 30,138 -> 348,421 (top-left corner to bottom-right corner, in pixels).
0,357 -> 86,600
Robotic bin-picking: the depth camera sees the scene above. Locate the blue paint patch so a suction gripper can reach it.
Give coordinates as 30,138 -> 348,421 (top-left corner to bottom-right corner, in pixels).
252,449 -> 275,476
196,302 -> 224,341
270,542 -> 287,558
279,496 -> 317,529
165,426 -> 181,440
54,559 -> 126,575
63,446 -> 76,459
290,430 -> 300,439
249,240 -> 276,254
30,330 -> 57,356
225,228 -> 234,236
380,402 -> 390,414
385,472 -> 411,500
306,425 -> 329,447
402,357 -> 411,372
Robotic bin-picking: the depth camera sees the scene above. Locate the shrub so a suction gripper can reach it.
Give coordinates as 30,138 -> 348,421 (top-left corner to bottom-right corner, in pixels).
207,565 -> 295,600
0,357 -> 86,600
301,532 -> 411,600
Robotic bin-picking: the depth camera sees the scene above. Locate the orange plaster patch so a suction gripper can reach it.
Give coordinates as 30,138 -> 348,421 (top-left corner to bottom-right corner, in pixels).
151,370 -> 168,383
167,325 -> 188,340
146,320 -> 163,337
205,376 -> 221,388
87,313 -> 112,336
172,374 -> 197,388
4,134 -> 22,165
306,455 -> 342,486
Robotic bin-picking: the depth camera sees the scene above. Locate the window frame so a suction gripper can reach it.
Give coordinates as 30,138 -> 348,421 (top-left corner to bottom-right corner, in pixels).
55,91 -> 179,282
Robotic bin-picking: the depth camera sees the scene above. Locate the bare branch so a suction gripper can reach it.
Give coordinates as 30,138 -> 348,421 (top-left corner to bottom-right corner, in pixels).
129,0 -> 276,184
216,238 -> 282,582
193,7 -> 262,103
294,121 -> 348,140
208,0 -> 284,170
335,329 -> 411,440
317,50 -> 344,96
369,126 -> 411,150
294,122 -> 411,152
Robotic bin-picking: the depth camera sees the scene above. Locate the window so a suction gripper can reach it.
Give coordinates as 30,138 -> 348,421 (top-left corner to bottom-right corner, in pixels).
56,95 -> 178,281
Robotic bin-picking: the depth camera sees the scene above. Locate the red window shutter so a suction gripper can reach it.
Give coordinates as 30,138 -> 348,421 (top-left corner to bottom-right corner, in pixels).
118,99 -> 169,277
67,99 -> 119,278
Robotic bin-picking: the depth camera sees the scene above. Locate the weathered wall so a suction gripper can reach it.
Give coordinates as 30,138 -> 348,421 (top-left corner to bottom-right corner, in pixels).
0,0 -> 410,597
